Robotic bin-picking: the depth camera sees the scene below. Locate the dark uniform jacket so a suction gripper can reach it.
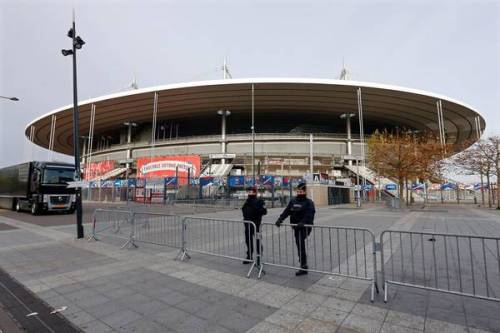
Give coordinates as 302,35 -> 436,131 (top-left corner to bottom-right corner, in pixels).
278,196 -> 316,230
242,196 -> 267,225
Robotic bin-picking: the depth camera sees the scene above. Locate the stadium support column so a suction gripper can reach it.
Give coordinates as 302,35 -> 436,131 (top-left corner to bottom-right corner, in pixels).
357,88 -> 367,202
218,109 -> 231,164
309,134 -> 314,174
340,113 -> 355,166
252,84 -> 256,186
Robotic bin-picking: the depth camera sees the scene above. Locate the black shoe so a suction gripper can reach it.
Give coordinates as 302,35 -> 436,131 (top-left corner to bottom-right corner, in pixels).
295,267 -> 308,276
243,257 -> 252,265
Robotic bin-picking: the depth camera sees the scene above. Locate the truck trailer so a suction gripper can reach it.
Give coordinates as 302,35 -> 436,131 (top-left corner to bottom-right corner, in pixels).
0,161 -> 76,215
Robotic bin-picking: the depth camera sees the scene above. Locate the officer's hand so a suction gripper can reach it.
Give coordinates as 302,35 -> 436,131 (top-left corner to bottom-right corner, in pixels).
297,222 -> 305,228
275,219 -> 283,227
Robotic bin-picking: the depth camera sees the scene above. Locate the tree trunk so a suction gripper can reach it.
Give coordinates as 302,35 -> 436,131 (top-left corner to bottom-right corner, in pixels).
440,183 -> 444,204
480,171 -> 485,205
497,168 -> 500,210
487,173 -> 492,208
398,178 -> 404,202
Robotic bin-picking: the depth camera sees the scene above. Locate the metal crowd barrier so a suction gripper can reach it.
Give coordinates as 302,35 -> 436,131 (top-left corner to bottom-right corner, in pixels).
380,230 -> 500,303
179,217 -> 260,277
133,212 -> 183,249
88,209 -> 135,248
260,222 -> 379,301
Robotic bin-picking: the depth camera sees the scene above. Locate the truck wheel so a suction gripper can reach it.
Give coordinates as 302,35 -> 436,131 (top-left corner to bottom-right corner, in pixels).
15,200 -> 22,212
31,202 -> 39,215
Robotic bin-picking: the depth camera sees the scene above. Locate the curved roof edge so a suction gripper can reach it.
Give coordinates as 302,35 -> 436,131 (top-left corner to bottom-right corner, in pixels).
25,77 -> 485,133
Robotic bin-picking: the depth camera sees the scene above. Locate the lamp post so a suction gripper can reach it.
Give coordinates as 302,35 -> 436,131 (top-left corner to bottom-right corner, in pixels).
0,96 -> 19,101
61,13 -> 85,239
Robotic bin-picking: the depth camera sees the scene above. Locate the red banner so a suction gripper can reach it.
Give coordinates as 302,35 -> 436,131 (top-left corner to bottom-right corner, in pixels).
136,155 -> 201,179
84,160 -> 115,180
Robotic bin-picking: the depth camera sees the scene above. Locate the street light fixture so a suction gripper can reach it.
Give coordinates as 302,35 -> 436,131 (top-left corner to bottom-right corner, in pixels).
0,96 -> 19,101
61,13 -> 85,239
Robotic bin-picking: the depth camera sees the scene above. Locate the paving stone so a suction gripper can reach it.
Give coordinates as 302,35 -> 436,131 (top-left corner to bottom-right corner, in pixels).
295,317 -> 339,333
156,290 -> 190,305
351,303 -> 388,321
321,296 -> 356,312
385,310 -> 425,331
246,321 -> 291,333
100,309 -> 143,329
310,306 -> 349,325
85,300 -> 129,319
380,322 -> 423,333
341,313 -> 384,333
104,286 -> 137,300
466,315 -> 500,333
64,310 -> 96,326
232,301 -> 277,320
426,306 -> 466,326
78,294 -> 111,309
119,318 -> 170,333
149,306 -> 190,327
264,308 -> 305,330
282,292 -> 326,314
54,282 -> 87,295
79,320 -> 114,333
217,309 -> 261,332
170,314 -> 207,333
424,318 -> 468,333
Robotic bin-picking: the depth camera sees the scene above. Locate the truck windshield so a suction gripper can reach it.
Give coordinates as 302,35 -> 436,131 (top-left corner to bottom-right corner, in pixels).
42,168 -> 75,184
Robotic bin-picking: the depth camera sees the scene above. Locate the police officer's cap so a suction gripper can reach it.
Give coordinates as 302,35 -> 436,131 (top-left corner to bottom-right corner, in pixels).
297,182 -> 307,191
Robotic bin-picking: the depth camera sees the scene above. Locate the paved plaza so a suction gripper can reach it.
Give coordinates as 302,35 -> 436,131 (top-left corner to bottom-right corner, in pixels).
0,203 -> 500,332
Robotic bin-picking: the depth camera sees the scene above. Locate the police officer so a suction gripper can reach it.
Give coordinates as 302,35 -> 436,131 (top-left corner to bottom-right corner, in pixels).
275,182 -> 315,275
242,186 -> 267,265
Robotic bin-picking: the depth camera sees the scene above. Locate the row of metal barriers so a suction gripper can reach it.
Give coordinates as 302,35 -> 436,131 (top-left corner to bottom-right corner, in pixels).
89,209 -> 500,303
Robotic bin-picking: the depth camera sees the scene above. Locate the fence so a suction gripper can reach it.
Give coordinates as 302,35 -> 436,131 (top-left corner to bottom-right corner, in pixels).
380,230 -> 500,303
90,209 -> 500,304
133,212 -> 183,249
89,209 -> 135,248
179,217 -> 259,277
260,222 -> 378,301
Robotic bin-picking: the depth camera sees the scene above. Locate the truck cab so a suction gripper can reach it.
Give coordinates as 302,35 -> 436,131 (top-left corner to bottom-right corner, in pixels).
0,161 -> 77,215
28,162 -> 76,214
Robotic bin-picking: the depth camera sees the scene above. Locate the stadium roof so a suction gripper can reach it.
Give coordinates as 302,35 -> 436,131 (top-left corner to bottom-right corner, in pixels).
26,78 -> 485,155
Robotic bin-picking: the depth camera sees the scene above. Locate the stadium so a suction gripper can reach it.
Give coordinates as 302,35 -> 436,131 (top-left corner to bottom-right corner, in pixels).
25,78 -> 486,203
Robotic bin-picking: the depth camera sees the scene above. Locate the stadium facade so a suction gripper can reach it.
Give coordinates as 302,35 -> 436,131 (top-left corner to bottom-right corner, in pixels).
25,78 -> 485,184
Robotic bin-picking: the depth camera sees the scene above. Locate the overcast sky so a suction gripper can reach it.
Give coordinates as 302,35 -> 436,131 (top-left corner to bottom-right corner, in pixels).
1,0 -> 499,172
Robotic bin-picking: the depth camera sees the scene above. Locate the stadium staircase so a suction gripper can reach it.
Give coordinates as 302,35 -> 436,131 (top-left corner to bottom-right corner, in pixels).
345,165 -> 425,202
200,164 -> 233,177
92,167 -> 127,182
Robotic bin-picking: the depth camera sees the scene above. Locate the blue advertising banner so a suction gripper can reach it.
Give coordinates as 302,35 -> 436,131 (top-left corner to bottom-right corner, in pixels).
200,177 -> 214,187
260,175 -> 275,186
385,184 -> 397,190
244,176 -> 256,187
164,177 -> 177,186
229,176 -> 245,187
412,183 -> 425,190
441,183 -> 457,190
